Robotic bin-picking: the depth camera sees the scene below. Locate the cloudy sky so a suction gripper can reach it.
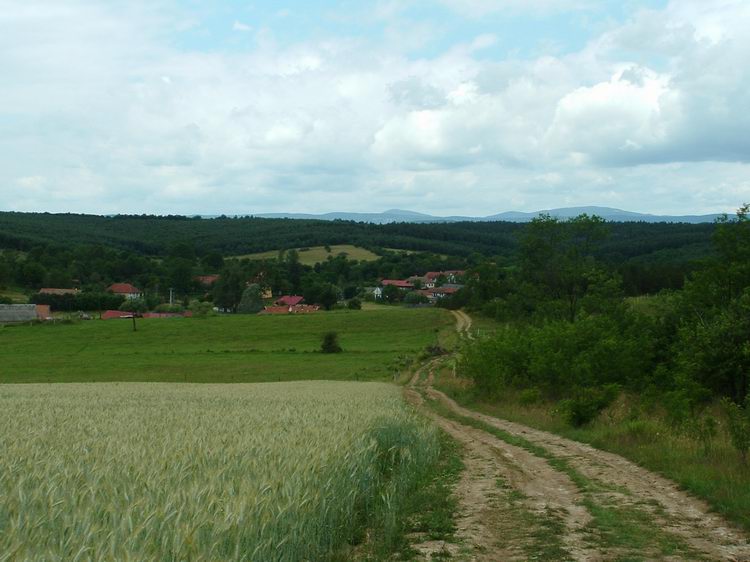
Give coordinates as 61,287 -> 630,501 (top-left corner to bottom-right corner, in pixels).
1,0 -> 748,216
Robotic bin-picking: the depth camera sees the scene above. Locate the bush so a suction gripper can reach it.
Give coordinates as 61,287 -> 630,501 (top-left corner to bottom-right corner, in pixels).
723,397 -> 750,464
155,303 -> 184,313
321,331 -> 343,353
119,298 -> 148,313
519,388 -> 542,406
188,300 -> 213,317
0,296 -> 12,305
347,298 -> 362,310
560,385 -> 620,427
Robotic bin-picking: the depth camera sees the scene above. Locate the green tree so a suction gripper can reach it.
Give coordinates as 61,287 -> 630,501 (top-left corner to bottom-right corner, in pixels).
238,284 -> 264,314
213,263 -> 246,312
321,331 -> 342,353
520,214 -> 609,322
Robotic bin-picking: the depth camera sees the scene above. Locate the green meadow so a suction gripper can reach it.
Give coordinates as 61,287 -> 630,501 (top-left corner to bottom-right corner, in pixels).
0,307 -> 453,383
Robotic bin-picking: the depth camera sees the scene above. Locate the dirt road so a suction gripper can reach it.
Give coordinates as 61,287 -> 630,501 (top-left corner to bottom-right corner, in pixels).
406,311 -> 750,561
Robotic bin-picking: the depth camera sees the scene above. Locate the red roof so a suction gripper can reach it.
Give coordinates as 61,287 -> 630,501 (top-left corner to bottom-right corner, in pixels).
276,295 -> 304,306
381,280 -> 414,288
195,275 -> 220,286
102,310 -> 134,320
107,283 -> 141,295
432,287 -> 459,295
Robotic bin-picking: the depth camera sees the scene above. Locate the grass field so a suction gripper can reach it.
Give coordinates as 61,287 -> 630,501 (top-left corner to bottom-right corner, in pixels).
0,287 -> 28,303
231,244 -> 380,265
0,308 -> 453,383
0,381 -> 438,560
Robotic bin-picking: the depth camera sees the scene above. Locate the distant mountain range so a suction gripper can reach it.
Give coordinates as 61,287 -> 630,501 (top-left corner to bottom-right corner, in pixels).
250,207 -> 723,224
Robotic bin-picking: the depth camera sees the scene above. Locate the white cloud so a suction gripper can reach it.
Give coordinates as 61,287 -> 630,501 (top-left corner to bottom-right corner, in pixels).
232,20 -> 252,32
0,0 -> 748,216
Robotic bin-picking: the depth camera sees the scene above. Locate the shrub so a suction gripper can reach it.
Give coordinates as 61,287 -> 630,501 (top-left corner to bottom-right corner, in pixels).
519,388 -> 542,406
347,298 -> 362,310
321,331 -> 343,353
560,385 -> 620,427
723,397 -> 750,464
155,303 -> 184,313
118,298 -> 148,313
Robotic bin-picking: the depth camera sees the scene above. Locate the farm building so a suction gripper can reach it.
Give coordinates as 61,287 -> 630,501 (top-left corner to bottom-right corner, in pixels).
107,283 -> 142,300
275,295 -> 304,306
0,304 -> 50,323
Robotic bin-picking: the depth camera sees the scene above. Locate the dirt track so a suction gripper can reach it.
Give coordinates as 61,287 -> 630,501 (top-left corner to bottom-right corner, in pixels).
406,311 -> 750,561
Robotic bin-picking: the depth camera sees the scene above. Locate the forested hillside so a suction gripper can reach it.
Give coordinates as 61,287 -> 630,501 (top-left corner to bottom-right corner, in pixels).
0,211 -> 715,261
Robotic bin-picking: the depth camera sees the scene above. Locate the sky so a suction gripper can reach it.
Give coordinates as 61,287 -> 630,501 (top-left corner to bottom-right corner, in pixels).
1,0 -> 748,216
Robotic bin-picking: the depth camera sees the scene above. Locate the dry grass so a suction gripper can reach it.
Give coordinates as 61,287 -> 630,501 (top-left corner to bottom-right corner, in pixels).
231,245 -> 379,265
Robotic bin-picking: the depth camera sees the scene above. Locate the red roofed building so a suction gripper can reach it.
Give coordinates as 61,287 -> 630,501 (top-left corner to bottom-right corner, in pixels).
102,310 -> 134,320
381,280 -> 414,289
107,283 -> 142,300
275,295 -> 304,306
195,275 -> 220,286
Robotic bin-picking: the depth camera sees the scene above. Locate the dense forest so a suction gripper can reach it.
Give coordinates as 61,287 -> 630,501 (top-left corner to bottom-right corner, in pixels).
0,211 -> 715,301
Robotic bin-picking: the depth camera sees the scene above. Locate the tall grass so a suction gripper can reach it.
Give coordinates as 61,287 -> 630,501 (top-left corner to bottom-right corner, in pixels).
0,381 -> 438,560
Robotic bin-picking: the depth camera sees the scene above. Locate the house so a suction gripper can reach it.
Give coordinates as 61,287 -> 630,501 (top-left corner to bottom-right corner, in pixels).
195,275 -> 220,286
423,270 -> 466,288
0,304 -> 50,323
107,283 -> 142,300
275,295 -> 304,306
39,288 -> 79,296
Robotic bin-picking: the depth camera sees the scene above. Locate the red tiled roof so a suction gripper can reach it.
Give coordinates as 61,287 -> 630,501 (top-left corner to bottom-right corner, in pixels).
107,283 -> 141,294
276,295 -> 304,306
381,280 -> 414,288
195,275 -> 220,286
39,288 -> 79,295
102,310 -> 134,320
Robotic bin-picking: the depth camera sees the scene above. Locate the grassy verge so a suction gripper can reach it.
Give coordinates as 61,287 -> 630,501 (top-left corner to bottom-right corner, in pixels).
347,430 -> 463,561
424,394 -> 703,561
438,372 -> 750,533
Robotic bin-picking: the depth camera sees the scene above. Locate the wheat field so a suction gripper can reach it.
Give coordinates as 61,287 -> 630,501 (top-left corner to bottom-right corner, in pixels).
0,381 -> 438,561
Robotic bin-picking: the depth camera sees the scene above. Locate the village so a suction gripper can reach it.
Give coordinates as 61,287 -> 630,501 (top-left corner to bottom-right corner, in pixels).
0,270 -> 466,323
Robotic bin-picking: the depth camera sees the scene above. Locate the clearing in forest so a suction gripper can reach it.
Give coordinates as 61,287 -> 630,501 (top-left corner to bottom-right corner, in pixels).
230,244 -> 379,264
